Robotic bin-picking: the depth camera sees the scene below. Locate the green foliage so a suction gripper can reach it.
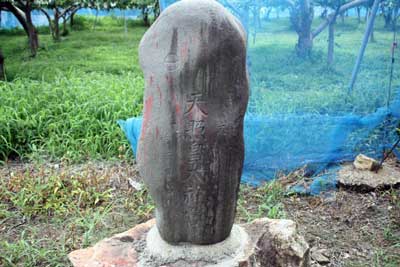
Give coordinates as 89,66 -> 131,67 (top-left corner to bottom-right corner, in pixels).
0,16 -> 145,162
1,170 -> 113,217
237,182 -> 286,222
123,187 -> 155,221
0,72 -> 143,162
0,162 -> 152,266
0,231 -> 69,267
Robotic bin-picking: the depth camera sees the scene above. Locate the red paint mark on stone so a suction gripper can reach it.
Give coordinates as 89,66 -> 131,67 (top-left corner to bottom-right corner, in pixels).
175,102 -> 181,115
141,95 -> 154,140
139,96 -> 153,164
170,92 -> 182,126
180,41 -> 189,59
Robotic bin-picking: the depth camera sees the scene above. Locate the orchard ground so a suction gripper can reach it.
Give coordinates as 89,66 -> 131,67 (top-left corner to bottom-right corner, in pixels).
0,15 -> 399,266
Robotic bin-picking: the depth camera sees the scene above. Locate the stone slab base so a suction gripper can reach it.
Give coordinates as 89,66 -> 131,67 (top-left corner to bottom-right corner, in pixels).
338,162 -> 400,191
68,218 -> 310,267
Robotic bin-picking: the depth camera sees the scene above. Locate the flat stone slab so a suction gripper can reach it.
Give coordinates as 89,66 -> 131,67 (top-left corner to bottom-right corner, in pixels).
68,218 -> 310,267
338,162 -> 400,191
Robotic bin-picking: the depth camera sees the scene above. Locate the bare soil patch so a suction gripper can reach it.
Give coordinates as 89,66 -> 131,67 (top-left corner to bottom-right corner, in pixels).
284,189 -> 400,267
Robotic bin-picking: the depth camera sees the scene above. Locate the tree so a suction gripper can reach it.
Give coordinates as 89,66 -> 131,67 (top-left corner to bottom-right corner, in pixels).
132,0 -> 159,26
289,0 -> 314,57
381,0 -> 400,29
315,0 -> 345,64
39,0 -> 81,41
287,0 -> 370,57
0,0 -> 39,56
0,49 -> 5,80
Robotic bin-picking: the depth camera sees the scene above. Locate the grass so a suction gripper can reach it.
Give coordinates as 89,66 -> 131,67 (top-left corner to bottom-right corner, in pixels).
0,162 -> 283,266
0,162 -> 155,266
237,182 -> 286,222
0,13 -> 399,267
248,17 -> 399,115
0,16 -> 145,162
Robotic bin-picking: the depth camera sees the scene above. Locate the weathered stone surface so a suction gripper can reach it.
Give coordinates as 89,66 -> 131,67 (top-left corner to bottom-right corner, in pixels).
239,218 -> 310,267
68,219 -> 155,267
353,154 -> 380,171
68,218 -> 310,267
310,248 -> 330,265
338,162 -> 400,191
137,0 -> 248,245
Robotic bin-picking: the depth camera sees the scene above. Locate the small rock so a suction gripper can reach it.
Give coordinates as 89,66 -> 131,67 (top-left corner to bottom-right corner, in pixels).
311,248 -> 330,265
128,178 -> 143,191
353,154 -> 380,171
240,218 -> 310,267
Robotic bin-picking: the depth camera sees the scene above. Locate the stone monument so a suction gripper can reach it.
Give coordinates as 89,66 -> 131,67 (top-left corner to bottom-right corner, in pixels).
137,0 -> 248,245
68,1 -> 310,266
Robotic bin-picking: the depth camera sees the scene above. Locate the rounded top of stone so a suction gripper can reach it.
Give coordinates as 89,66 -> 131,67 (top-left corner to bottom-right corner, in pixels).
139,0 -> 246,69
168,0 -> 244,31
164,0 -> 227,13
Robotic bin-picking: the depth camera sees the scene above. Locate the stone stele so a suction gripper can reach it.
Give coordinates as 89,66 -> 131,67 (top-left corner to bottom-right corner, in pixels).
137,0 -> 249,245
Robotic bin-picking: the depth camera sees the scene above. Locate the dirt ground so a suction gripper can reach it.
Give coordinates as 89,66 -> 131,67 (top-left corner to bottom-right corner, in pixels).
1,161 -> 399,267
284,188 -> 400,267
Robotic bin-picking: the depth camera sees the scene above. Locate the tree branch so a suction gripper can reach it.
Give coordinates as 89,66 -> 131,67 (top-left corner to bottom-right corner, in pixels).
1,2 -> 29,34
312,0 -> 369,39
39,7 -> 54,34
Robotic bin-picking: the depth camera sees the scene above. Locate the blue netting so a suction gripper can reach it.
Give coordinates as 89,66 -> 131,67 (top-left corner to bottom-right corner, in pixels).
119,0 -> 400,194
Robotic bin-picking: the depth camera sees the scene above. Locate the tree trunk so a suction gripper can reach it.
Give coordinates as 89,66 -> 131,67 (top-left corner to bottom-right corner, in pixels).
1,1 -> 38,56
393,6 -> 399,30
1,2 -> 28,33
292,0 -> 314,57
39,8 -> 54,37
0,49 -> 5,81
328,19 -> 336,65
154,0 -> 160,18
70,11 -> 75,27
62,16 -> 67,36
265,7 -> 272,21
368,10 -> 375,42
93,8 -> 99,30
25,10 -> 39,56
357,7 -> 361,23
142,7 -> 150,26
123,9 -> 127,35
54,9 -> 60,41
383,6 -> 393,29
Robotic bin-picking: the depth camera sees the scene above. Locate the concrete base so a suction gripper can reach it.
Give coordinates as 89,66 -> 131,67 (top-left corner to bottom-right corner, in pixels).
68,218 -> 310,267
141,225 -> 248,266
